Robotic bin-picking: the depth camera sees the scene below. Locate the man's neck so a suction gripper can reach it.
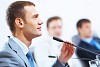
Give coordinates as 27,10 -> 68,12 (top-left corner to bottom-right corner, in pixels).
13,33 -> 32,47
80,35 -> 92,40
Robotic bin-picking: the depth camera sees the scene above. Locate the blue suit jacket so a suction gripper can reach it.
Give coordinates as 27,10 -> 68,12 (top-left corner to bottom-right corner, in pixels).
0,37 -> 69,67
0,38 -> 32,67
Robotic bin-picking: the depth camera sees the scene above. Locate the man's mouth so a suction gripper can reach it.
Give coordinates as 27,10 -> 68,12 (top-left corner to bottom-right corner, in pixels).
37,27 -> 41,31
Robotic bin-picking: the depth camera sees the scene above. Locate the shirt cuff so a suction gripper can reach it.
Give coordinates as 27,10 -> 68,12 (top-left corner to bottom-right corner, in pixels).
57,59 -> 69,67
61,62 -> 69,67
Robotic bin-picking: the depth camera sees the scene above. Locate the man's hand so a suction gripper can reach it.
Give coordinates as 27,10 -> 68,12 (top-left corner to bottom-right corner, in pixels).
58,42 -> 75,64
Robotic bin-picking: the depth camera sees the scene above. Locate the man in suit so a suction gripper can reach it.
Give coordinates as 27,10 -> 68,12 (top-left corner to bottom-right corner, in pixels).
30,16 -> 75,67
0,1 -> 75,67
76,19 -> 100,67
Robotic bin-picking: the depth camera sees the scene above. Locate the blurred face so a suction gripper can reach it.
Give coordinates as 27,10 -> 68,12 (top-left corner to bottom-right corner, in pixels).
47,19 -> 62,37
78,22 -> 92,38
22,5 -> 43,39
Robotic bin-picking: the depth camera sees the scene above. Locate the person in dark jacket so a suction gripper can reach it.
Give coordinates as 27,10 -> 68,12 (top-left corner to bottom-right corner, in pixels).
76,19 -> 100,67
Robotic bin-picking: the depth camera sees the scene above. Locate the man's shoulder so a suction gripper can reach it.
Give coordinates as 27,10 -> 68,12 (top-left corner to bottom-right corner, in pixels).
0,42 -> 10,51
93,36 -> 100,42
0,42 -> 25,67
0,42 -> 16,57
78,40 -> 90,48
78,40 -> 85,45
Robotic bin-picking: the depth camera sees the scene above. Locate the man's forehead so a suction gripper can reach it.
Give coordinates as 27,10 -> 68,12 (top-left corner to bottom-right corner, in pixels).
82,23 -> 91,26
24,5 -> 39,15
49,21 -> 62,27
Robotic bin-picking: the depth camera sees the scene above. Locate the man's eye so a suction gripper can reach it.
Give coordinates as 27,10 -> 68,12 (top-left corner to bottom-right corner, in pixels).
33,14 -> 39,18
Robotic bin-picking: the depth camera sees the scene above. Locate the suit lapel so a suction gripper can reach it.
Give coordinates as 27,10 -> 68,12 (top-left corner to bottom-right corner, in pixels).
8,38 -> 31,67
80,40 -> 100,53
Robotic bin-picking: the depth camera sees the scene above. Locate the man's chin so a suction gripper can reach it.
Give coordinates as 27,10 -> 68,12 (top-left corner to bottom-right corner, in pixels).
36,33 -> 42,37
54,35 -> 61,38
86,35 -> 92,38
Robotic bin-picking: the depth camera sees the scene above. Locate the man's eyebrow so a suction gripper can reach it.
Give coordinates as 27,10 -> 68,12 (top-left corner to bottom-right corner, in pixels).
32,14 -> 39,18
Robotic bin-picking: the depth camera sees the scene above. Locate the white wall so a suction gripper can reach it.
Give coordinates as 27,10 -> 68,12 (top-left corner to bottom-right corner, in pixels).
0,0 -> 100,44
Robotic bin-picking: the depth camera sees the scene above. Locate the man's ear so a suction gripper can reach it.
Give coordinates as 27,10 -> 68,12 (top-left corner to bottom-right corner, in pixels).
15,18 -> 24,28
77,28 -> 81,34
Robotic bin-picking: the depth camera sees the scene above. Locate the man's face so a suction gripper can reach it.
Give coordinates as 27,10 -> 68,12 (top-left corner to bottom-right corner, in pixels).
47,19 -> 62,38
23,6 -> 43,39
78,22 -> 92,38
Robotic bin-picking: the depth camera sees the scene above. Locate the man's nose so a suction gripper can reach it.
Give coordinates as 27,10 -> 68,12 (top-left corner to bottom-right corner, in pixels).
38,19 -> 43,25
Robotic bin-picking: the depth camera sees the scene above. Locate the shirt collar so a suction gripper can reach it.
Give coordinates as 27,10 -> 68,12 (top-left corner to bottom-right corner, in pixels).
82,37 -> 93,44
12,36 -> 29,55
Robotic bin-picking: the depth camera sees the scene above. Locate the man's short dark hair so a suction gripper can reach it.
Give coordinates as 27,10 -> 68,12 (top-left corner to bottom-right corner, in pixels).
47,16 -> 62,28
6,1 -> 35,32
76,19 -> 91,28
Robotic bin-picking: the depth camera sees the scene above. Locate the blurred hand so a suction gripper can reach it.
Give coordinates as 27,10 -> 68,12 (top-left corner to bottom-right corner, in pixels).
58,42 -> 75,64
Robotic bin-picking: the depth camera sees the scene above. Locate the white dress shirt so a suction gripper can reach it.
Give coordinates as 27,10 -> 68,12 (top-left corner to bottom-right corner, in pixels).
30,35 -> 62,67
12,36 -> 28,55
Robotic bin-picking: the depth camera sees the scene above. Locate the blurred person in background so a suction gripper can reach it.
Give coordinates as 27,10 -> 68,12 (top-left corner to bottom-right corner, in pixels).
76,19 -> 100,67
30,16 -> 75,67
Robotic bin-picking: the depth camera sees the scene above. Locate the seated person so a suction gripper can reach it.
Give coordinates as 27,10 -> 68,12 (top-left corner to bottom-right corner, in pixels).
76,19 -> 100,67
30,16 -> 75,67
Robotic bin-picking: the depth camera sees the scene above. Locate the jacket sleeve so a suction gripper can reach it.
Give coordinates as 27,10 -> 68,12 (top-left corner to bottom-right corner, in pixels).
52,59 -> 70,67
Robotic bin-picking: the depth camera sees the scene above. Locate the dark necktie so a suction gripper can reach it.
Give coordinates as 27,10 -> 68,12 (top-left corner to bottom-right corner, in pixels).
26,51 -> 34,67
